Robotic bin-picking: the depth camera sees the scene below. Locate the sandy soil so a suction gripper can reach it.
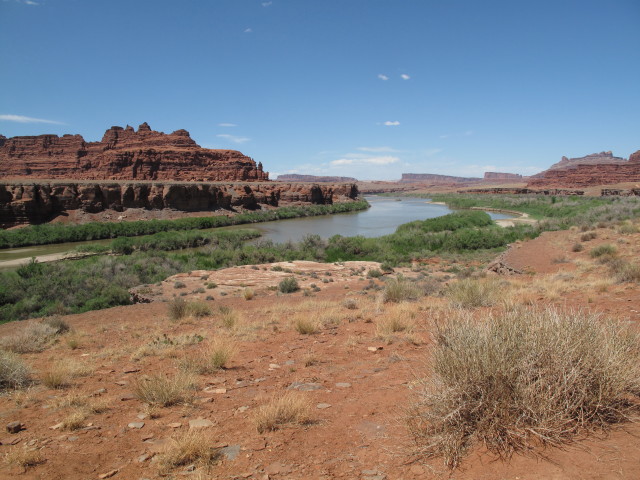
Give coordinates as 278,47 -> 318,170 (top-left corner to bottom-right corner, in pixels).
1,226 -> 640,479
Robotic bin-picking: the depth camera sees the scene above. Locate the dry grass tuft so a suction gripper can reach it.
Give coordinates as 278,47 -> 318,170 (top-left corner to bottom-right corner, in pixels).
61,409 -> 89,431
157,430 -> 219,473
407,306 -> 640,468
292,315 -> 321,335
243,288 -> 255,300
445,278 -> 502,308
0,349 -> 31,390
375,304 -> 417,339
41,359 -> 93,389
254,392 -> 313,433
180,338 -> 237,373
133,372 -> 196,406
4,445 -> 45,469
383,276 -> 423,303
0,322 -> 59,353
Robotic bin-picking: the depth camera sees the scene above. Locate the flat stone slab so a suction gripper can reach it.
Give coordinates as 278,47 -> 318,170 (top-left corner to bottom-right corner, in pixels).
287,381 -> 322,391
189,418 -> 214,429
220,444 -> 241,460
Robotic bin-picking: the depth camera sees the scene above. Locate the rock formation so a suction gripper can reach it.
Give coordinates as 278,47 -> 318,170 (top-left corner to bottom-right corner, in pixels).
276,174 -> 358,183
462,187 -> 584,196
0,181 -> 360,227
531,151 -> 627,178
0,123 -> 268,182
528,150 -> 640,188
483,172 -> 524,181
399,173 -> 480,184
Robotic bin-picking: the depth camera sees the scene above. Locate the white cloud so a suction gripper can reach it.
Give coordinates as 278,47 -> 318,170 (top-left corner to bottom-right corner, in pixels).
331,156 -> 399,166
217,123 -> 237,127
244,27 -> 252,33
383,121 -> 400,126
216,134 -> 250,144
262,1 -> 272,6
377,74 -> 389,81
0,114 -> 64,125
400,74 -> 410,80
357,146 -> 397,153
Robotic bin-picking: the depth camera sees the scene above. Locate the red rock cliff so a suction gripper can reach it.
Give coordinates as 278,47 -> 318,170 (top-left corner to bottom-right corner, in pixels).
0,123 -> 268,182
528,150 -> 640,188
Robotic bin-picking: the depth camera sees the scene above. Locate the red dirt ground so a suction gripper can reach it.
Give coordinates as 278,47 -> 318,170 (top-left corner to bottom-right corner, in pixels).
1,226 -> 639,479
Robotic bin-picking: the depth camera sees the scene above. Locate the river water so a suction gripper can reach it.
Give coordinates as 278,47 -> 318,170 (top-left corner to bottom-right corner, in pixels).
0,196 -> 513,268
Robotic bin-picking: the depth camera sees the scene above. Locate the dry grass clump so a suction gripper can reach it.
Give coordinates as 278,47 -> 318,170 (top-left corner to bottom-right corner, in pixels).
4,445 -> 45,469
375,304 -> 417,338
168,298 -> 212,321
181,338 -> 237,373
61,409 -> 89,431
0,322 -> 59,353
157,430 -> 219,473
445,278 -> 502,308
243,288 -> 255,300
254,392 -> 313,433
218,306 -> 238,329
383,276 -> 423,303
590,243 -> 617,258
607,258 -> 640,283
133,372 -> 196,406
407,307 -> 640,468
292,315 -> 321,335
0,349 -> 31,390
41,358 -> 93,389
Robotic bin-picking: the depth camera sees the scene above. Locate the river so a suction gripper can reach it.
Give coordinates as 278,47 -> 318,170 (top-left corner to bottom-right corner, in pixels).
0,196 -> 514,268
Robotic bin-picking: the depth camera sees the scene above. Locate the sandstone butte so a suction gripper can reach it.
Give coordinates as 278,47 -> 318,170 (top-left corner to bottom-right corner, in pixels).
0,122 -> 268,182
0,123 -> 362,227
528,150 -> 640,188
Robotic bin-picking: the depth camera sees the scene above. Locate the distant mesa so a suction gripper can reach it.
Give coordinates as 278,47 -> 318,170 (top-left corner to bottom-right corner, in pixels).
528,150 -> 640,188
276,174 -> 358,183
484,172 -> 523,181
399,173 -> 480,184
0,122 -> 268,182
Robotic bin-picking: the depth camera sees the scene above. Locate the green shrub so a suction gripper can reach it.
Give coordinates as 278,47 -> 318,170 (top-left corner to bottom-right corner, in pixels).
590,244 -> 617,258
408,307 -> 640,468
279,277 -> 299,294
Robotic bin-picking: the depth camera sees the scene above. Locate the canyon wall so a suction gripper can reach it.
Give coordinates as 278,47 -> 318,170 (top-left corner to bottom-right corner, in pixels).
483,172 -> 524,181
0,123 -> 268,182
399,173 -> 480,184
276,174 -> 358,183
0,182 -> 359,228
528,150 -> 640,188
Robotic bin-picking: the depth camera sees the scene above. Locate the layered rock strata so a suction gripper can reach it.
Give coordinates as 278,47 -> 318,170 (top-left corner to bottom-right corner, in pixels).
276,174 -> 358,183
462,188 -> 584,195
528,150 -> 640,187
0,182 -> 359,227
400,173 -> 480,184
0,123 -> 268,182
483,172 -> 524,181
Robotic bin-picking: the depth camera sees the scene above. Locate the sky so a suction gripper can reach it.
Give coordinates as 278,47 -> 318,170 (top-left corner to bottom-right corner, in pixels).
1,0 -> 639,180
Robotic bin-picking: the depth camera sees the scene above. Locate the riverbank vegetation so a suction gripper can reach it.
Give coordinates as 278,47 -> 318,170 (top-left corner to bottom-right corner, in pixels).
2,194 -> 639,323
0,200 -> 370,249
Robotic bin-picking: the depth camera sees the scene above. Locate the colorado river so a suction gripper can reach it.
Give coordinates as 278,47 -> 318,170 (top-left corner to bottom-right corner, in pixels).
0,196 -> 514,268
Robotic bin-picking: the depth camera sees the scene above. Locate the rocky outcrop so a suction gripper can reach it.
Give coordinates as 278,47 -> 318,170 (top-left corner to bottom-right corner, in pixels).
531,152 -> 627,178
276,174 -> 358,183
483,172 -> 524,181
0,123 -> 268,182
400,173 -> 480,184
462,188 -> 584,195
528,151 -> 640,188
0,181 -> 359,227
601,188 -> 640,196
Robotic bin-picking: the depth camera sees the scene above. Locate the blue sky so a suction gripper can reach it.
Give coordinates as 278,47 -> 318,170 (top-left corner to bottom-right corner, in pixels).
1,0 -> 639,180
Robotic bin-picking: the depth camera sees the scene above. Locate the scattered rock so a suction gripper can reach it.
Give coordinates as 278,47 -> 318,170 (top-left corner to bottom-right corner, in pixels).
268,363 -> 281,370
6,421 -> 24,434
50,422 -> 64,430
123,367 -> 141,373
220,444 -> 241,461
120,394 -> 136,401
128,422 -> 145,429
98,469 -> 119,479
90,388 -> 107,397
203,387 -> 227,394
367,346 -> 383,352
167,423 -> 182,429
137,453 -> 151,463
287,381 -> 322,391
189,418 -> 214,429
316,403 -> 332,409
335,382 -> 351,388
